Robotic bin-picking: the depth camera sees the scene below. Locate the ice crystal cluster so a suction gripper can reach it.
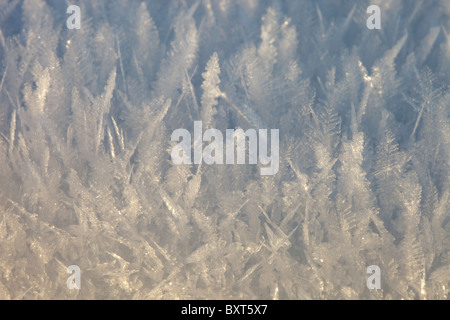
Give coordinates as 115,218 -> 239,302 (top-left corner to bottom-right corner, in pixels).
0,0 -> 448,300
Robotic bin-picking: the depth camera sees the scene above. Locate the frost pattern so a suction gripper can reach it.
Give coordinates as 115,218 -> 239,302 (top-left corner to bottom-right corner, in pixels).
0,0 -> 448,299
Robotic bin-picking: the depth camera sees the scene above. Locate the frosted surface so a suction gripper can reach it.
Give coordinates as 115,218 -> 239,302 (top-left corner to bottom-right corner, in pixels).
0,0 -> 448,299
